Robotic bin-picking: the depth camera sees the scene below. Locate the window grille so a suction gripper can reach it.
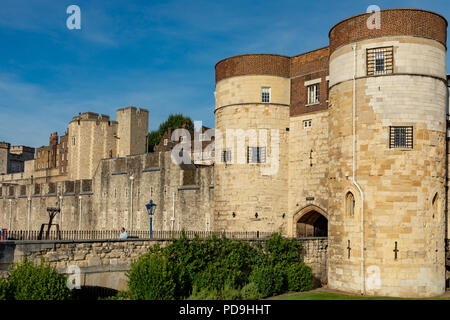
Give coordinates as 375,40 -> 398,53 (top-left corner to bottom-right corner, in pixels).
247,147 -> 266,163
222,150 -> 232,163
389,126 -> 413,149
261,88 -> 270,103
307,84 -> 319,105
367,47 -> 394,76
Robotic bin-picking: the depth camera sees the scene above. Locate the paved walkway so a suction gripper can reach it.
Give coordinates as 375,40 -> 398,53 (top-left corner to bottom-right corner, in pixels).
273,287 -> 450,299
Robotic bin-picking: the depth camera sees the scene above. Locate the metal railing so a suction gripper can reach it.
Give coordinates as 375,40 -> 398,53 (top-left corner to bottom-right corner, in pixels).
3,230 -> 277,241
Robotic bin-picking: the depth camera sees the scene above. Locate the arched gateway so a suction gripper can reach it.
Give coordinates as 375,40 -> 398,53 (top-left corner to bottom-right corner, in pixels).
294,205 -> 328,238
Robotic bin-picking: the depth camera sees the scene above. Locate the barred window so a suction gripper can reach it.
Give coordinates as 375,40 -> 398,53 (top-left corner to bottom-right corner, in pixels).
389,126 -> 413,149
261,87 -> 270,103
247,147 -> 266,164
222,150 -> 232,163
307,84 -> 319,105
367,47 -> 394,76
303,119 -> 312,129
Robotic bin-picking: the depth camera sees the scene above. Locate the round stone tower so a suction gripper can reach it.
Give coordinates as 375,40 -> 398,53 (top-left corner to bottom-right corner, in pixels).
327,9 -> 448,297
214,54 -> 290,233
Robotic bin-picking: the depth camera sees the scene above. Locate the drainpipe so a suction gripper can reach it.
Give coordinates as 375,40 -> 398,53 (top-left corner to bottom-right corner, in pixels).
78,195 -> 82,231
27,197 -> 31,232
352,44 -> 366,295
171,192 -> 175,232
8,199 -> 12,230
130,176 -> 134,231
59,196 -> 63,229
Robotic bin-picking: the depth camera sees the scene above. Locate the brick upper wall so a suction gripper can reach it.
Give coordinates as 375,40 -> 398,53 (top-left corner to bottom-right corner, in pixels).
329,9 -> 447,54
290,47 -> 329,77
215,54 -> 291,84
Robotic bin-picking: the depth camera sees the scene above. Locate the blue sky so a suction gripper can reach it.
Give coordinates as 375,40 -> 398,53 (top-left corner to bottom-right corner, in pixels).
0,0 -> 449,147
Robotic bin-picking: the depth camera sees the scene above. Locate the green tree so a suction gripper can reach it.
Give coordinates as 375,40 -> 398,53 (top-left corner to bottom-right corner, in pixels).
148,114 -> 193,152
7,258 -> 71,300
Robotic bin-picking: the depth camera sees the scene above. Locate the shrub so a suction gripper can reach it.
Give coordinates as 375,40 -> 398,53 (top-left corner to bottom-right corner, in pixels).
249,264 -> 284,298
127,252 -> 177,300
240,282 -> 262,300
0,278 -> 11,300
262,234 -> 302,268
7,258 -> 71,300
286,263 -> 314,292
186,287 -> 220,300
222,283 -> 241,300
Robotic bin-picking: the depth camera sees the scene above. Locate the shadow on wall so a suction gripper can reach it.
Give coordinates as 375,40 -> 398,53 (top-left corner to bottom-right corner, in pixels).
72,286 -> 118,300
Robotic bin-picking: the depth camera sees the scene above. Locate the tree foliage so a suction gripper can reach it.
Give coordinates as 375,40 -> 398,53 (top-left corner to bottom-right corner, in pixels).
147,114 -> 193,152
125,233 -> 315,300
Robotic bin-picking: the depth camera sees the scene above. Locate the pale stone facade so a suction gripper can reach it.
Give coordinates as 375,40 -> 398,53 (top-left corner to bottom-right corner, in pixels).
0,8 -> 449,298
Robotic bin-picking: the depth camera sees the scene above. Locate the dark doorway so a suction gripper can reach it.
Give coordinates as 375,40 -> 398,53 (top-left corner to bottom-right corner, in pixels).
296,210 -> 328,237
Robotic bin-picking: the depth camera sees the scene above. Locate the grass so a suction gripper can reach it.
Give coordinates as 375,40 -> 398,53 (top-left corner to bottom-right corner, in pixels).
269,291 -> 450,300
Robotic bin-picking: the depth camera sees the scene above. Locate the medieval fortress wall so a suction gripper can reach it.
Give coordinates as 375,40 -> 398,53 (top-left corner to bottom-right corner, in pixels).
0,9 -> 449,297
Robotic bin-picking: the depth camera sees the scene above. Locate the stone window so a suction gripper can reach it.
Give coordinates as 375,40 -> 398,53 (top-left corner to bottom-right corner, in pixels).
182,170 -> 196,186
261,87 -> 270,103
307,84 -> 319,105
82,180 -> 92,193
164,139 -> 168,146
432,193 -> 439,219
346,192 -> 355,217
389,126 -> 413,149
367,47 -> 394,76
34,184 -> 41,195
222,150 -> 232,164
20,185 -> 26,196
303,119 -> 312,129
247,147 -> 266,164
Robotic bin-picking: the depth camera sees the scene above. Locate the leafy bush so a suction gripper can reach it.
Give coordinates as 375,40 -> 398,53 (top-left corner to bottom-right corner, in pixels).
127,252 -> 177,300
286,263 -> 314,292
127,233 -> 312,300
222,283 -> 241,300
240,282 -> 262,300
250,264 -> 284,298
186,287 -> 220,300
7,258 -> 71,300
0,278 -> 10,300
262,234 -> 302,268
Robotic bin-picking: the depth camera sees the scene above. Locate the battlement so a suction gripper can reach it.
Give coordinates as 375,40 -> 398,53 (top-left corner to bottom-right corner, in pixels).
71,112 -> 111,123
0,142 -> 10,150
116,106 -> 149,115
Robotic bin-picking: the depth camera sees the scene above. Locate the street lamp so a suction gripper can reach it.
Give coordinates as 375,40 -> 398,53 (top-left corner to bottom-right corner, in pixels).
145,200 -> 157,239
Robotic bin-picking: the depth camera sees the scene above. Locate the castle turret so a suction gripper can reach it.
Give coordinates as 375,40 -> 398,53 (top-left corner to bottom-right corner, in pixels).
68,112 -> 118,180
116,107 -> 149,158
214,54 -> 290,233
327,9 -> 448,297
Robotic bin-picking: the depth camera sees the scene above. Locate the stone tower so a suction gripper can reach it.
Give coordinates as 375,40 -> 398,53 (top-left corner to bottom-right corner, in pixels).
327,9 -> 448,297
68,113 -> 118,180
0,142 -> 10,175
214,54 -> 290,233
116,107 -> 149,158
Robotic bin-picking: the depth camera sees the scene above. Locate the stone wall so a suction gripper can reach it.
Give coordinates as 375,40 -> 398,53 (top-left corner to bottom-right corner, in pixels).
0,151 -> 214,233
0,238 -> 328,291
327,32 -> 447,297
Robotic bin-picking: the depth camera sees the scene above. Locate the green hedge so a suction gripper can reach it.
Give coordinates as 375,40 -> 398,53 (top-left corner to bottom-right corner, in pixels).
126,233 -> 314,300
2,258 -> 71,300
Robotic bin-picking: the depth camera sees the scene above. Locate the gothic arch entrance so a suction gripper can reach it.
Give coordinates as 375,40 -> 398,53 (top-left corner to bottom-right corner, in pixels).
294,205 -> 328,238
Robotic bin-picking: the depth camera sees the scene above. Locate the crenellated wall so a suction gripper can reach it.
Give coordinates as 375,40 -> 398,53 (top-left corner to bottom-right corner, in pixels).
0,151 -> 214,233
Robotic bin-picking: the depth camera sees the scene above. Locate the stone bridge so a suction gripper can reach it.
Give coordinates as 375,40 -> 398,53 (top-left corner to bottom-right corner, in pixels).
0,238 -> 328,292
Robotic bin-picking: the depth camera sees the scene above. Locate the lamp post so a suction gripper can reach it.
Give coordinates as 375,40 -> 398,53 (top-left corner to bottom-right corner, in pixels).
145,200 -> 156,239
